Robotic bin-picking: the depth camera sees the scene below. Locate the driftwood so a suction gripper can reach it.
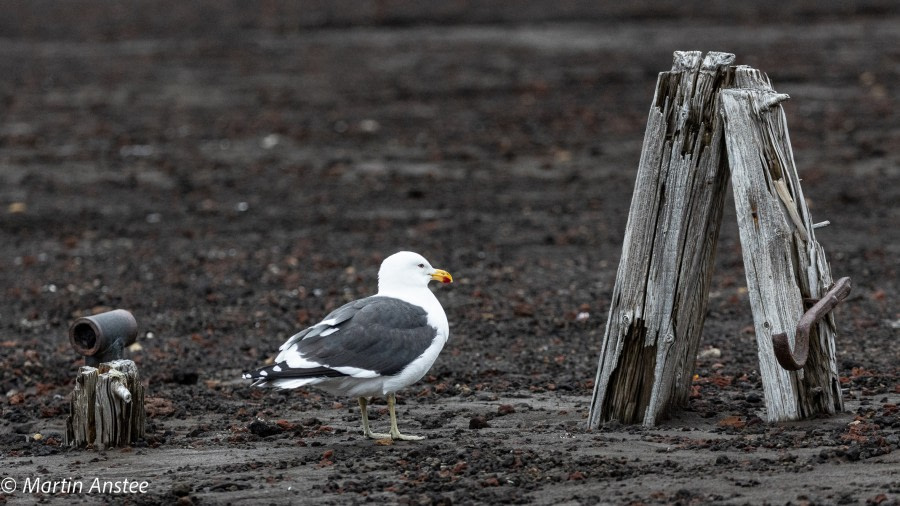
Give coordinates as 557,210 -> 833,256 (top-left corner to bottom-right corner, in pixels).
587,51 -> 734,428
721,67 -> 844,421
66,359 -> 146,449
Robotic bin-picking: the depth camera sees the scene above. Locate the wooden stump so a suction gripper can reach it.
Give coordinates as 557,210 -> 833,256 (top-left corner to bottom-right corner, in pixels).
721,67 -> 844,421
587,51 -> 734,428
66,365 -> 99,446
66,359 -> 146,449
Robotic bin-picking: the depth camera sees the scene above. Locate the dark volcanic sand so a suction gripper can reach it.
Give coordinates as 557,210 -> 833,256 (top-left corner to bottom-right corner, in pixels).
1,2 -> 898,505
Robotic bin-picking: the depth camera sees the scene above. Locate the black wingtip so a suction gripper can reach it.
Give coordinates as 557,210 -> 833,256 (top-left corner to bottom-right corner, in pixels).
242,362 -> 349,386
242,370 -> 269,387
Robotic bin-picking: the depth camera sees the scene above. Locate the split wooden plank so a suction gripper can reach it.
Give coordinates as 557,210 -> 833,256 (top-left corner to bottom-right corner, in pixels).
588,51 -> 735,428
721,66 -> 844,421
66,359 -> 146,449
65,366 -> 99,447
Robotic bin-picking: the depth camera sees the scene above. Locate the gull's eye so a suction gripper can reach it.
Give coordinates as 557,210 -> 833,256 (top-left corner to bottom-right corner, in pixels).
418,263 -> 425,269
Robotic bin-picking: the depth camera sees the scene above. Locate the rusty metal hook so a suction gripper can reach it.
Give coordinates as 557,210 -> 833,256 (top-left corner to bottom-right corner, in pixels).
772,277 -> 851,371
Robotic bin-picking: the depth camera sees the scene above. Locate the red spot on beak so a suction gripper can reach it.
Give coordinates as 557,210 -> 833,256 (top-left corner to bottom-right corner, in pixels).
431,270 -> 453,284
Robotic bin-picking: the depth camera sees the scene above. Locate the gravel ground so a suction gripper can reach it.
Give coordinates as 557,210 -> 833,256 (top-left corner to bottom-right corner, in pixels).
1,2 -> 898,504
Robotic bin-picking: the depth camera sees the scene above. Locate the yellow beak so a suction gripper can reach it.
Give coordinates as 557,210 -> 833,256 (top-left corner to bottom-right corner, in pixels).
430,269 -> 453,284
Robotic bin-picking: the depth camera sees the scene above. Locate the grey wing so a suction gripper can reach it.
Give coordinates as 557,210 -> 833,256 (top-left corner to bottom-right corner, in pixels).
289,297 -> 438,376
277,297 -> 373,352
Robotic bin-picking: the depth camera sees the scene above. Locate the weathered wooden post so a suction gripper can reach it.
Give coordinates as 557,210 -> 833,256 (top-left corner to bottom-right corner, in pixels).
65,309 -> 146,448
588,51 -> 734,428
66,360 -> 146,449
721,67 -> 845,421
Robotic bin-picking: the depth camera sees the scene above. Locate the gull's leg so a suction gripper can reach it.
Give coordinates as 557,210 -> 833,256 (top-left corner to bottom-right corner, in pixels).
358,397 -> 390,439
387,393 -> 425,441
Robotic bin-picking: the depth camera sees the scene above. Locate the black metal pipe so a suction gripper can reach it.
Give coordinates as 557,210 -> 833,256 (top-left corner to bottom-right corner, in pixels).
68,309 -> 138,367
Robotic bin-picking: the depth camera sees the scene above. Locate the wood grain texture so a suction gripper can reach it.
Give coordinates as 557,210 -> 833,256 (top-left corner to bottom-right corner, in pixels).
588,51 -> 734,428
65,366 -> 99,447
722,66 -> 843,421
66,359 -> 146,449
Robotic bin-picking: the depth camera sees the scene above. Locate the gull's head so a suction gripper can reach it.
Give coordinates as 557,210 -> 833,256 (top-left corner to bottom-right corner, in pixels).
378,251 -> 453,293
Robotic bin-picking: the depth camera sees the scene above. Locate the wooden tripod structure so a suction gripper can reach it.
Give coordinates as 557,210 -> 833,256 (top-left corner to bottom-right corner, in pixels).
587,51 -> 846,428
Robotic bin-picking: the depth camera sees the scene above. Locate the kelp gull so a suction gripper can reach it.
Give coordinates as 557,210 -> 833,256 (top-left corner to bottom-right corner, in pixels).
243,251 -> 452,441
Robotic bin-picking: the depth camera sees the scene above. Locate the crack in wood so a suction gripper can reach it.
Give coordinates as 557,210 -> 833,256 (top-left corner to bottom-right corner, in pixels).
590,53 -> 843,428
